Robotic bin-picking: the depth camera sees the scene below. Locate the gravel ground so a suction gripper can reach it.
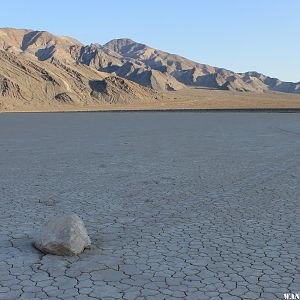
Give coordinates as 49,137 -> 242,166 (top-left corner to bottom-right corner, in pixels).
0,112 -> 299,300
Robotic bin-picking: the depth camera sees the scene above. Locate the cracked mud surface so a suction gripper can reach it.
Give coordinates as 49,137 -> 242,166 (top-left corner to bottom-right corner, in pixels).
0,112 -> 299,299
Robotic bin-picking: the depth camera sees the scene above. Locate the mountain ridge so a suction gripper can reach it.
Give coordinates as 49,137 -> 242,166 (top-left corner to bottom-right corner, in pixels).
0,27 -> 299,93
0,27 -> 299,111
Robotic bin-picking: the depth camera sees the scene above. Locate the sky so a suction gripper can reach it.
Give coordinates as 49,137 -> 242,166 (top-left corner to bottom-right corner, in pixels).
0,0 -> 299,82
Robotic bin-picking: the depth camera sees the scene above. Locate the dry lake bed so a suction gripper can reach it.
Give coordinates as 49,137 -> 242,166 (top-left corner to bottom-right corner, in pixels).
0,112 -> 299,300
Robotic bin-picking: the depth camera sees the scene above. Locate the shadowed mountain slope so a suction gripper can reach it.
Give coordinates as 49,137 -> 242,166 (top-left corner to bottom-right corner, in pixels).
0,49 -> 158,110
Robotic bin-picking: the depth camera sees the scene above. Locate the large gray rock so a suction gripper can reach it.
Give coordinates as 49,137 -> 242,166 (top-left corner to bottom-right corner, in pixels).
32,213 -> 91,256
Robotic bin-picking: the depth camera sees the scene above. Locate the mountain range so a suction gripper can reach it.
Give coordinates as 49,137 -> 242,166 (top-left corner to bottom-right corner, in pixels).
0,28 -> 299,110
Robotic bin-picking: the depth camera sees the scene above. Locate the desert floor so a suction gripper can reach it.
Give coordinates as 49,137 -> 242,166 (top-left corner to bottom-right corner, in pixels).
0,112 -> 299,299
2,88 -> 300,112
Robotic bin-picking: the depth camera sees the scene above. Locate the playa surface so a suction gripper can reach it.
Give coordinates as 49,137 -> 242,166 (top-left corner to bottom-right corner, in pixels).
0,112 -> 299,299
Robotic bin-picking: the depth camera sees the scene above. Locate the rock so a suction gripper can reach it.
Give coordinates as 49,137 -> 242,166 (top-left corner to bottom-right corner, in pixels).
32,213 -> 91,256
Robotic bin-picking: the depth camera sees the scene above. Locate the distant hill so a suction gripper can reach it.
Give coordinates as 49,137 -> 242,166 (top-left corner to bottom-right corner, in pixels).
104,38 -> 300,93
0,28 -> 299,110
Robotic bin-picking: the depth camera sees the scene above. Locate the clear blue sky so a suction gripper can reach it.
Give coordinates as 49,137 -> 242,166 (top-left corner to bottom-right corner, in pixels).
1,0 -> 299,82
